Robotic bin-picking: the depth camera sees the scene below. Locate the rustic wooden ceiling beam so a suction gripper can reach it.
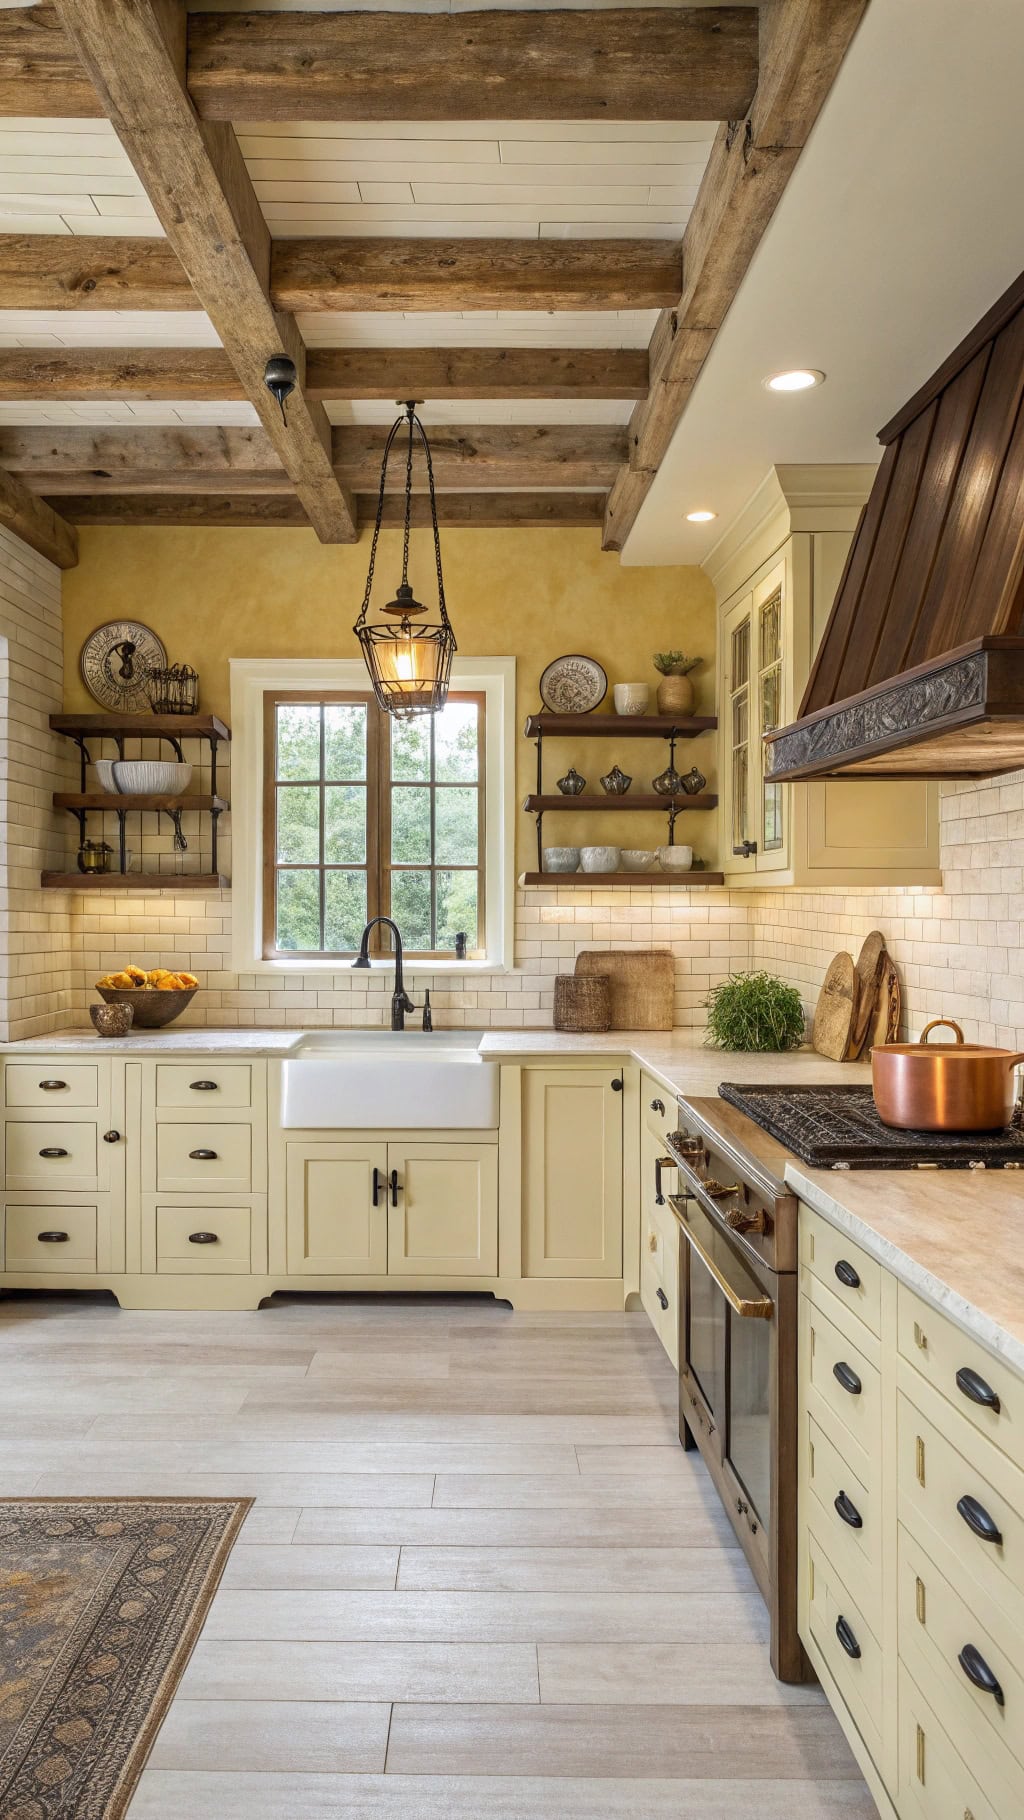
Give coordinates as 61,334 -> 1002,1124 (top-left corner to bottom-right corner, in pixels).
2,423 -> 624,491
0,234 -> 680,314
0,465 -> 78,567
0,345 -> 648,403
0,4 -> 758,122
52,491 -> 606,529
51,0 -> 356,544
602,0 -> 869,552
186,8 -> 758,122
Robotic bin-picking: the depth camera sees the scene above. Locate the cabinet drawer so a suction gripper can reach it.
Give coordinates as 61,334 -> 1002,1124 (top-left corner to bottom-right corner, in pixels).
641,1250 -> 677,1369
802,1213 -> 881,1338
155,1204 -> 253,1275
898,1390 -> 1024,1638
805,1412 -> 879,1631
807,1530 -> 883,1754
802,1288 -> 880,1464
5,1121 -> 100,1191
898,1662 -> 1006,1820
898,1524 -> 1024,1782
4,1064 -> 99,1108
3,1204 -> 97,1273
155,1064 -> 252,1109
156,1124 -> 252,1193
642,1075 -> 674,1143
897,1282 -> 1021,1471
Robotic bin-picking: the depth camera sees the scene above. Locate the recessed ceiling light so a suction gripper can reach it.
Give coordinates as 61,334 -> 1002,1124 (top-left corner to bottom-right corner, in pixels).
764,368 -> 826,393
685,509 -> 717,523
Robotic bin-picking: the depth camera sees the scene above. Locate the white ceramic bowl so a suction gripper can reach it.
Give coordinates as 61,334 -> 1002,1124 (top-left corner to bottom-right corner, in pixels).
94,759 -> 119,793
657,845 -> 693,872
620,849 -> 657,872
613,683 -> 650,716
542,847 -> 580,874
111,760 -> 193,795
580,846 -> 621,873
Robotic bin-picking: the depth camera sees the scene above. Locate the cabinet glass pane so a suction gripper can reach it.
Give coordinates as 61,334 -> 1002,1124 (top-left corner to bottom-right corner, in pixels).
758,589 -> 784,853
730,620 -> 751,852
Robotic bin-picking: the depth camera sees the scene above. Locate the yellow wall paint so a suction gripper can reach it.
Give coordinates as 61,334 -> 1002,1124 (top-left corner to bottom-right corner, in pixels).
63,525 -> 718,866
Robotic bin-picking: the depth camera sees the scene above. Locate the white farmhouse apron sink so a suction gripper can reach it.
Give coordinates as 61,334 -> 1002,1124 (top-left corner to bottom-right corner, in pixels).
280,1030 -> 499,1129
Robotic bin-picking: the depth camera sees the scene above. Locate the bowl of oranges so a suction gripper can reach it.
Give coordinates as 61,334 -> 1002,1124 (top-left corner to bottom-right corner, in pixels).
95,965 -> 199,1028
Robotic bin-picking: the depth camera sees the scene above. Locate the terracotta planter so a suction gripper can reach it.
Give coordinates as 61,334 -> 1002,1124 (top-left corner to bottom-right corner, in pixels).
656,672 -> 695,715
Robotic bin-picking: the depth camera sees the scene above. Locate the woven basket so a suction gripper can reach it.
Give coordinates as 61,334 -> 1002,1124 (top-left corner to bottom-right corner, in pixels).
554,973 -> 611,1033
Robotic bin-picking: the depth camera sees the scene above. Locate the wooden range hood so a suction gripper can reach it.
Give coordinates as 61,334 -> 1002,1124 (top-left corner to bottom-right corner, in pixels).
767,270 -> 1024,781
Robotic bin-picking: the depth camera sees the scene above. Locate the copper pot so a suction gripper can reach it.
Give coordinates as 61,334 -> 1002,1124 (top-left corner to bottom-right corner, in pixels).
872,1017 -> 1024,1132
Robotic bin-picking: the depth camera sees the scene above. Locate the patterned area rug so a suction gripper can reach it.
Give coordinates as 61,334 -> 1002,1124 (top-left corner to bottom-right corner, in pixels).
0,1498 -> 250,1819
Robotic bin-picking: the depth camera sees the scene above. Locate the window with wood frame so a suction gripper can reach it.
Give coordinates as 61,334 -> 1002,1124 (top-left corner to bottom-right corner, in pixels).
262,690 -> 485,959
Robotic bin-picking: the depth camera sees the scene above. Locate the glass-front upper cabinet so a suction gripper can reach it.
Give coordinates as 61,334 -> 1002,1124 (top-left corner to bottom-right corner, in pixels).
721,557 -> 790,878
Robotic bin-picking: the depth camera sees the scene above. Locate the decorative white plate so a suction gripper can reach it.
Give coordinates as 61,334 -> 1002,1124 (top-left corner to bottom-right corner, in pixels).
539,654 -> 607,715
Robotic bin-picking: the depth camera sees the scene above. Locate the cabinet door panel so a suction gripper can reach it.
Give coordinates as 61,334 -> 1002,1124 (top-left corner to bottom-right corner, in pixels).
387,1143 -> 498,1277
522,1069 -> 622,1279
286,1141 -> 387,1275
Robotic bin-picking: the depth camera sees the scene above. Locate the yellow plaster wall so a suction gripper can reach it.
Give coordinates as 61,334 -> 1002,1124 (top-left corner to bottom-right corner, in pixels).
62,525 -> 718,867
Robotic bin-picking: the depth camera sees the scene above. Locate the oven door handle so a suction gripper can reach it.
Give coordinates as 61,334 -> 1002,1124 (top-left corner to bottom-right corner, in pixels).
673,1201 -> 774,1321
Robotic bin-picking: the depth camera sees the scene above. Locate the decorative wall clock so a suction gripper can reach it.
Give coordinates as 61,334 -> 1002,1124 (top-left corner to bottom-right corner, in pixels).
79,620 -> 167,712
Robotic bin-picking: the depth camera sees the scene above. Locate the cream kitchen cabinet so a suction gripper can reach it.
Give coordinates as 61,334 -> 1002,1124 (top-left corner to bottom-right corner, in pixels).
798,1202 -> 1024,1820
521,1066 -> 623,1280
639,1073 -> 679,1366
709,466 -> 939,887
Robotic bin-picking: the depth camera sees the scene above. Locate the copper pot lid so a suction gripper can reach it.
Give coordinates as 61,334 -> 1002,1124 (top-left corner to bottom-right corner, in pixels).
874,1017 -> 1024,1061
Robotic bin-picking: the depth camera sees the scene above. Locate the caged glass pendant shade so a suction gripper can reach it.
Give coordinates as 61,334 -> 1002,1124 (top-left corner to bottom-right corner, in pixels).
354,403 -> 457,718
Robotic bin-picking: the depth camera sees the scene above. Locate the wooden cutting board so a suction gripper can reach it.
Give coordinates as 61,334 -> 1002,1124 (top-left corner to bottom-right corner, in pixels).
848,930 -> 889,1058
575,949 -> 675,1030
869,961 -> 901,1050
812,951 -> 859,1061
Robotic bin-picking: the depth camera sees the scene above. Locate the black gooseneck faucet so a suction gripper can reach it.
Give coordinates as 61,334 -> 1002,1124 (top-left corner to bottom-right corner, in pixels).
352,916 -> 414,1031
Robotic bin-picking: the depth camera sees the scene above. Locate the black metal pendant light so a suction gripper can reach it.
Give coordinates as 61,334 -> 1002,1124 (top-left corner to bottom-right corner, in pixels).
353,402 -> 456,719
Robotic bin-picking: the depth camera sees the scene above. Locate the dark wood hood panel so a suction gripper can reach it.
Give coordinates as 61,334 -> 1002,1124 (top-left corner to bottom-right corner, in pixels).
799,268 -> 1024,718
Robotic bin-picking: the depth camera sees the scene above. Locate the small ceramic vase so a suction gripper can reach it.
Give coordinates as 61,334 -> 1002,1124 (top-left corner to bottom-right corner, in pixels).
652,764 -> 683,796
613,683 -> 650,716
657,845 -> 694,873
599,765 -> 632,795
620,850 -> 656,873
680,766 -> 707,796
556,766 -> 587,796
542,847 -> 581,873
580,846 -> 621,873
90,1002 -> 135,1037
656,672 -> 695,715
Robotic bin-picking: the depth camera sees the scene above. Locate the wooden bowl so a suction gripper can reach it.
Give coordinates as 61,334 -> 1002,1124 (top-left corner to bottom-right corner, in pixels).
96,986 -> 198,1028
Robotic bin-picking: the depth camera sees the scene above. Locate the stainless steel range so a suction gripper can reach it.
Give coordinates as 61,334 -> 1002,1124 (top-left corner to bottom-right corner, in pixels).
665,1094 -> 806,1682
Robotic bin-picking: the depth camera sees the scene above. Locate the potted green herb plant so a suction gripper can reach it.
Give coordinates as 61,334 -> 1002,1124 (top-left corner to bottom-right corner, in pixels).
652,651 -> 701,715
705,970 -> 805,1052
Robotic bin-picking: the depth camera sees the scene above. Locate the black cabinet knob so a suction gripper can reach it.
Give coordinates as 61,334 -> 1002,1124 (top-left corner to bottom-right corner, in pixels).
833,1360 -> 862,1396
103,1130 -> 120,1144
38,1147 -> 68,1158
188,1149 -> 218,1160
958,1643 -> 1004,1706
834,1490 -> 863,1530
38,1079 -> 67,1091
835,1616 -> 861,1660
611,1077 -> 623,1093
37,1230 -> 69,1243
957,1493 -> 1003,1546
188,1231 -> 219,1245
956,1366 -> 1000,1413
834,1259 -> 861,1289
190,1080 -> 219,1091
656,1287 -> 669,1310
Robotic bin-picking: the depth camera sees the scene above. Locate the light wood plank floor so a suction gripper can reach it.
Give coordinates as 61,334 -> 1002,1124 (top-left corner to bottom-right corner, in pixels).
0,1291 -> 878,1818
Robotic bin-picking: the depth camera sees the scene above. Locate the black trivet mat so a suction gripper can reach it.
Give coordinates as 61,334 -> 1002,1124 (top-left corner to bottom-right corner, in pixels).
718,1082 -> 1024,1169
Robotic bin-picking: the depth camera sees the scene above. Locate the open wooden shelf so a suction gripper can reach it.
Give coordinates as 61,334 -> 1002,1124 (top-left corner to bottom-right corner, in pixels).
521,871 -> 725,887
524,713 -> 716,739
54,792 -> 229,813
523,793 -> 717,813
41,872 -> 229,891
50,713 -> 230,743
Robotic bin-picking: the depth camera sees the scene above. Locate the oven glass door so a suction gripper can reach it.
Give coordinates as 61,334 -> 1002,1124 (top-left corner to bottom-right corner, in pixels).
675,1191 -> 774,1531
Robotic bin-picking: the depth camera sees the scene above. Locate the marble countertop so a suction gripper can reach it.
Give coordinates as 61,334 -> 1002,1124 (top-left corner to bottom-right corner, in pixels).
477,1029 -> 873,1098
1,1028 -> 302,1055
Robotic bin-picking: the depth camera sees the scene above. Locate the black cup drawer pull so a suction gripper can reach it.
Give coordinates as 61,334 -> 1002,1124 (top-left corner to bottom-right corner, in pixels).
656,1287 -> 669,1310
38,1146 -> 68,1159
834,1259 -> 861,1289
37,1230 -> 69,1243
188,1148 -> 219,1160
833,1360 -> 862,1396
39,1079 -> 67,1091
834,1490 -> 863,1529
958,1643 -> 1005,1706
956,1366 -> 1000,1413
835,1616 -> 861,1660
188,1231 -> 219,1245
190,1080 -> 219,1091
957,1494 -> 1003,1545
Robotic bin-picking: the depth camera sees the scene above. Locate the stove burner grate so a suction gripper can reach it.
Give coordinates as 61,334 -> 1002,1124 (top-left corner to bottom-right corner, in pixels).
718,1083 -> 1024,1169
